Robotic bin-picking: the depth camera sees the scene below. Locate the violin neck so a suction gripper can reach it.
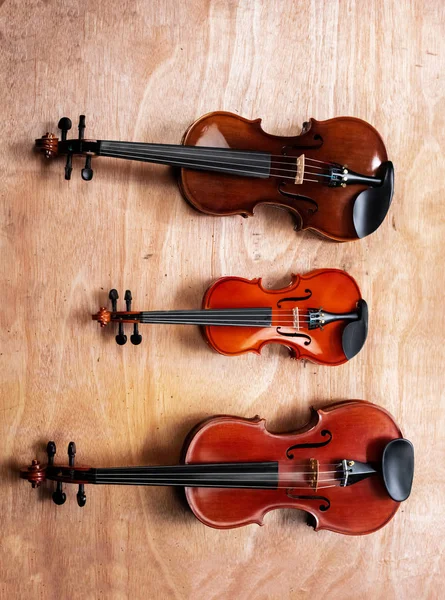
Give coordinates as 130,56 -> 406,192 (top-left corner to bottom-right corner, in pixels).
98,141 -> 271,179
90,463 -> 279,489
115,308 -> 273,327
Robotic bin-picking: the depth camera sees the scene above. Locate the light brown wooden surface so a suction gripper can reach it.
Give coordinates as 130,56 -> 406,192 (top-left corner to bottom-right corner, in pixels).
1,1 -> 444,598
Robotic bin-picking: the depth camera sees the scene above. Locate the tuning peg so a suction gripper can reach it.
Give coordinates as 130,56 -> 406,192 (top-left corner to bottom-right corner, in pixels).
116,322 -> 127,345
52,481 -> 66,505
68,441 -> 76,467
109,289 -> 118,312
77,484 -> 87,507
130,324 -> 142,345
124,289 -> 132,310
47,441 -> 56,466
124,290 -> 142,344
64,154 -> 73,180
81,155 -> 94,181
108,289 -> 128,344
78,115 -> 86,140
58,117 -> 72,142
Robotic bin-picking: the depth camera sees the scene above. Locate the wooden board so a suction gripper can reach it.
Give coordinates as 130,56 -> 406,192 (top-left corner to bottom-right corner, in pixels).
0,0 -> 444,597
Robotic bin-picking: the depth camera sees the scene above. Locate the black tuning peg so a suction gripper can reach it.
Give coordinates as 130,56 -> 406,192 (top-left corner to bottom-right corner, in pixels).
52,481 -> 66,505
116,322 -> 127,345
68,441 -> 76,467
109,289 -> 119,312
78,114 -> 86,140
64,154 -> 73,180
47,441 -> 56,465
109,289 -> 126,345
125,289 -> 142,345
81,155 -> 93,181
124,289 -> 132,310
77,484 -> 87,507
131,324 -> 142,345
58,117 -> 72,142
110,288 -> 126,345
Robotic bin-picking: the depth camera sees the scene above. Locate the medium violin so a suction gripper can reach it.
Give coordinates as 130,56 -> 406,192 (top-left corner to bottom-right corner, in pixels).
20,400 -> 413,535
36,112 -> 394,241
92,269 -> 368,365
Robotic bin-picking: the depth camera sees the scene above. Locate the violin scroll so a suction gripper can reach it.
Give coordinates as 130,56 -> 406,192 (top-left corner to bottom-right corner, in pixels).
93,307 -> 112,327
20,459 -> 47,488
36,133 -> 58,158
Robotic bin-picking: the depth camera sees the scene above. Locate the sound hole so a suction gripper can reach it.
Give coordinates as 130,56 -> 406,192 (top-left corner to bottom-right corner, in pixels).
286,491 -> 331,512
286,430 -> 332,459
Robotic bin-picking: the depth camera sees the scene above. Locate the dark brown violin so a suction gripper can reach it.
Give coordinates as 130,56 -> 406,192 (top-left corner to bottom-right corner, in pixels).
20,400 -> 413,535
36,112 -> 394,241
92,269 -> 368,365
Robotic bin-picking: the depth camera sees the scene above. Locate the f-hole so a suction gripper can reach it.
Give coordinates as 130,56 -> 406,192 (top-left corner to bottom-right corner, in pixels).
286,430 -> 333,459
282,134 -> 324,153
277,290 -> 312,308
276,328 -> 311,345
278,184 -> 318,215
286,491 -> 331,512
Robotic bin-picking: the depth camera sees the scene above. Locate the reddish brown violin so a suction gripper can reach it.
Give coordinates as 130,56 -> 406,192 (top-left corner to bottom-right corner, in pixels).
92,269 -> 368,365
20,400 -> 413,535
36,112 -> 394,241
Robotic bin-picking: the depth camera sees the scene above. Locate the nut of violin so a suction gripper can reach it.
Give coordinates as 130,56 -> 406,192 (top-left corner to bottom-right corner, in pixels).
92,307 -> 111,327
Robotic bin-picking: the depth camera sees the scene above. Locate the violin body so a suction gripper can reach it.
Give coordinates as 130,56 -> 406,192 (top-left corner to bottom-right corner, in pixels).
180,112 -> 392,241
202,269 -> 365,365
183,400 -> 404,534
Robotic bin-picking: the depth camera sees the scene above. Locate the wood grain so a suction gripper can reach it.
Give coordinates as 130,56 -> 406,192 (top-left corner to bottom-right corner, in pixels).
0,0 -> 444,598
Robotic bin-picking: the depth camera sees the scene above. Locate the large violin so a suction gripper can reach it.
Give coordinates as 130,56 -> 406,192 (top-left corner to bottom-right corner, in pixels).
92,269 -> 368,365
36,112 -> 394,241
20,400 -> 413,535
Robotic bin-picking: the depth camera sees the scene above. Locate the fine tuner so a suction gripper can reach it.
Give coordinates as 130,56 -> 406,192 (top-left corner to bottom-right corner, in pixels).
92,270 -> 369,366
35,112 -> 394,241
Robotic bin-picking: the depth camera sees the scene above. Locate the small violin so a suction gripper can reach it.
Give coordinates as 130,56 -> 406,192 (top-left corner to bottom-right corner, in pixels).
20,400 -> 413,535
36,112 -> 394,241
92,269 -> 368,365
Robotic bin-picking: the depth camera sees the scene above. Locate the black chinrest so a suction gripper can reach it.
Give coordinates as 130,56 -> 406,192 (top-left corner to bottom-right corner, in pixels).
342,299 -> 368,360
353,161 -> 394,239
382,439 -> 414,502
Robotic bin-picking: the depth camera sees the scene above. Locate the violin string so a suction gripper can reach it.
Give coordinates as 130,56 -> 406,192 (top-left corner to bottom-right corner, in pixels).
94,463 -> 342,470
103,149 -> 338,181
108,324 -> 322,330
95,473 -> 342,478
105,145 -> 331,174
137,322 -> 312,325
95,470 -> 342,474
102,142 -> 340,168
103,150 -> 330,182
94,481 -> 342,490
94,476 -> 343,483
102,151 -> 340,184
135,310 -> 329,317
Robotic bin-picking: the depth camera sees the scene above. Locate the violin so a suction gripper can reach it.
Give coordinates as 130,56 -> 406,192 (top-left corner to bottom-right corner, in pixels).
36,112 -> 394,241
20,400 -> 413,535
92,269 -> 368,365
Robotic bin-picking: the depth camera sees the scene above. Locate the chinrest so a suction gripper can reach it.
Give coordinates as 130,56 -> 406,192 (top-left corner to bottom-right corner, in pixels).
353,161 -> 394,239
342,299 -> 368,360
382,438 -> 414,502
